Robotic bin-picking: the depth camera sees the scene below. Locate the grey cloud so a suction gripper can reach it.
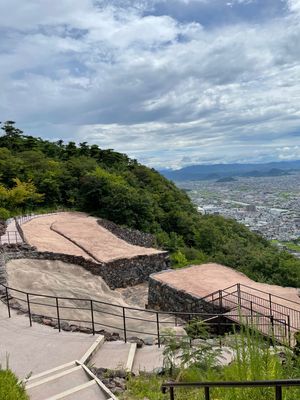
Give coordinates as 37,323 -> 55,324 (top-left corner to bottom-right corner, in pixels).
1,0 -> 300,168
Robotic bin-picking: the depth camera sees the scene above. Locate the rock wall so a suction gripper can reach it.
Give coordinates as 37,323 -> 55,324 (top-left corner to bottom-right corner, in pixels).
148,272 -> 221,315
1,244 -> 170,289
97,218 -> 156,248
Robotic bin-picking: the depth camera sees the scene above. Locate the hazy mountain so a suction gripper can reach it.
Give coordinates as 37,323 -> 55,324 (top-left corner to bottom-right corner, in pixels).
160,160 -> 300,181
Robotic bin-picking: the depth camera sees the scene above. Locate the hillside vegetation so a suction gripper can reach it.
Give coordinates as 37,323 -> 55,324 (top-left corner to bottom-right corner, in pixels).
1,121 -> 300,287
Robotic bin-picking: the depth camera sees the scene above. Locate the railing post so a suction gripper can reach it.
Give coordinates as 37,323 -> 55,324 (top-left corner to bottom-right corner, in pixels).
26,293 -> 32,327
122,307 -> 127,343
5,287 -> 11,318
56,297 -> 61,332
270,315 -> 275,338
170,386 -> 175,400
90,300 -> 95,335
237,284 -> 241,309
269,293 -> 272,315
204,386 -> 210,400
275,385 -> 282,400
219,290 -> 223,310
287,315 -> 291,347
156,312 -> 161,348
250,301 -> 253,325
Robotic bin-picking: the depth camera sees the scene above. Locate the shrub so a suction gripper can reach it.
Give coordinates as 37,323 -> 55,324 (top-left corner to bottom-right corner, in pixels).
0,207 -> 10,220
0,369 -> 29,400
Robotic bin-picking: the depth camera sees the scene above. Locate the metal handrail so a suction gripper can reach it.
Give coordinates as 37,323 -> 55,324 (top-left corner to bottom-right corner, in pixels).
219,283 -> 300,310
161,379 -> 300,400
221,290 -> 290,319
0,282 -> 290,346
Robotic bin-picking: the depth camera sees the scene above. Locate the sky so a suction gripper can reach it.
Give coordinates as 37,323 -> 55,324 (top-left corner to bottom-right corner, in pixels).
1,0 -> 300,169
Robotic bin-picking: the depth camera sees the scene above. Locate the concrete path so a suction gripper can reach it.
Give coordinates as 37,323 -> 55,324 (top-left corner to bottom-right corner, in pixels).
0,301 -> 95,379
0,219 -> 22,244
0,301 -> 118,399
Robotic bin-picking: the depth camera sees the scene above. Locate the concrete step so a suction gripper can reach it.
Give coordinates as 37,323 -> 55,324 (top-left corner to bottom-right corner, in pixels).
132,345 -> 164,375
26,365 -> 90,400
27,361 -> 77,384
90,341 -> 132,371
57,381 -> 108,400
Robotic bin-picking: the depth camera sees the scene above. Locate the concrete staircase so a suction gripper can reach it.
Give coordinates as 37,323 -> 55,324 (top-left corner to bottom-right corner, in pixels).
89,340 -> 164,375
25,337 -> 164,399
25,335 -> 118,400
26,360 -> 116,400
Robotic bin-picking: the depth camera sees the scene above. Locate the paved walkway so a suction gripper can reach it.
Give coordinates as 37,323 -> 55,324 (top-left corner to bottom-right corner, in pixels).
0,219 -> 22,244
0,301 -> 95,379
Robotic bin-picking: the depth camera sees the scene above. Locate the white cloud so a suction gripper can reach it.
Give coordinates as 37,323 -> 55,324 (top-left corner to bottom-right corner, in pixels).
1,0 -> 300,168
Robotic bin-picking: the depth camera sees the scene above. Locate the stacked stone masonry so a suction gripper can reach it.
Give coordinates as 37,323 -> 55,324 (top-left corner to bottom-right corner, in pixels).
0,244 -> 169,289
148,272 -> 221,315
97,218 -> 156,248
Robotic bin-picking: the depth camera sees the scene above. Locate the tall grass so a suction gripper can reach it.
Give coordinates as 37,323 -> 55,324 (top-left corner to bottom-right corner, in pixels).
0,369 -> 29,400
124,326 -> 300,400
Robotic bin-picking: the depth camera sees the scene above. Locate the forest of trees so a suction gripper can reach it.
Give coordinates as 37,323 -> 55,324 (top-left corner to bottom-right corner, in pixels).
1,121 -> 300,287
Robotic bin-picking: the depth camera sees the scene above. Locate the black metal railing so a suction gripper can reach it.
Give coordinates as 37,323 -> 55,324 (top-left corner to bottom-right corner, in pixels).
161,379 -> 300,400
0,230 -> 21,245
217,283 -> 300,328
204,283 -> 300,346
0,282 -> 290,347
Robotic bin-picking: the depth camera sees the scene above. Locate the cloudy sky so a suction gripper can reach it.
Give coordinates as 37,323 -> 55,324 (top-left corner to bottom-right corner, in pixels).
1,0 -> 300,169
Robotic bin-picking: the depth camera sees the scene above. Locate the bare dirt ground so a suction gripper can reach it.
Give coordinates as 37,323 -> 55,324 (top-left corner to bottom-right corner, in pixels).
116,283 -> 149,308
155,263 -> 300,311
22,212 -> 163,262
6,259 -> 173,338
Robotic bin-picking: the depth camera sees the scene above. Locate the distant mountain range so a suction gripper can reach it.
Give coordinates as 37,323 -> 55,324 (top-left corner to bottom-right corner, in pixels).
160,160 -> 300,181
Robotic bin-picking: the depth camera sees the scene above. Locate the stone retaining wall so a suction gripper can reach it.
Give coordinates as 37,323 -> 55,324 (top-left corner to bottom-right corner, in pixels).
148,272 -> 220,315
97,218 -> 156,248
0,244 -> 170,289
